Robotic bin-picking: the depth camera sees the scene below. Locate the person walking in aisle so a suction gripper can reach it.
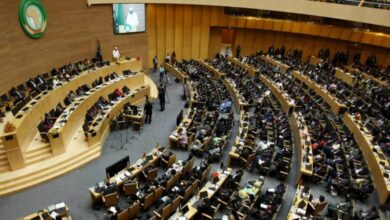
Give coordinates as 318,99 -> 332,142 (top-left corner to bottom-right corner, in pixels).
159,65 -> 165,82
152,56 -> 158,73
158,84 -> 166,111
144,97 -> 153,124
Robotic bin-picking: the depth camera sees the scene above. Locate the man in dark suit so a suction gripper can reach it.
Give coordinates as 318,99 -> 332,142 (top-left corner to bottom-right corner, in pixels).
144,97 -> 153,124
158,84 -> 166,111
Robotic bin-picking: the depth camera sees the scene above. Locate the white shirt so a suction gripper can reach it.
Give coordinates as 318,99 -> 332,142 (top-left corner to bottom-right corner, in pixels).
112,49 -> 120,59
126,12 -> 139,31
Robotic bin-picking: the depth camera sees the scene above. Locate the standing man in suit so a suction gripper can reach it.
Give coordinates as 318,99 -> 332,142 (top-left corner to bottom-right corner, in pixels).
144,97 -> 153,124
152,56 -> 158,73
158,84 -> 166,111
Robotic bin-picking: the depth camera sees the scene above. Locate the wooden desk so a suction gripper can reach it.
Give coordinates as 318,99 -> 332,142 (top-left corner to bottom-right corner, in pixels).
48,73 -> 146,155
169,168 -> 232,220
343,113 -> 390,205
86,85 -> 150,147
345,65 -> 389,89
287,185 -> 311,220
198,60 -> 226,79
228,56 -> 295,114
89,146 -> 166,203
169,109 -> 195,148
223,78 -> 248,112
258,75 -> 295,114
23,202 -> 71,220
335,67 -> 356,87
227,57 -> 257,77
290,113 -> 313,178
292,71 -> 346,115
164,63 -> 188,83
309,56 -> 323,66
260,55 -> 290,74
1,59 -> 142,170
228,110 -> 249,166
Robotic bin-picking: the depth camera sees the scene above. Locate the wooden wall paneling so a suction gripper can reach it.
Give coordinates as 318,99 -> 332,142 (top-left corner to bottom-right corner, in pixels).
147,4 -> 157,67
165,5 -> 175,54
319,25 -> 332,38
156,5 -> 166,65
291,22 -> 302,34
263,31 -> 275,54
361,32 -> 375,45
0,0 -> 148,94
282,20 -> 293,33
309,23 -> 322,36
228,16 -> 237,28
243,29 -> 256,55
330,26 -> 342,39
254,30 -> 266,53
263,19 -> 274,31
302,36 -> 316,60
246,18 -> 257,29
254,19 -> 265,30
273,20 -> 283,32
210,6 -> 220,26
273,31 -> 285,48
236,17 -> 247,28
372,34 -> 384,47
340,28 -> 353,41
191,6 -> 202,59
383,35 -> 390,48
300,22 -> 311,35
350,30 -> 364,43
234,29 -> 246,55
371,47 -> 388,66
182,5 -> 193,59
200,6 -> 211,59
208,28 -> 222,58
218,7 -> 229,27
174,5 -> 184,61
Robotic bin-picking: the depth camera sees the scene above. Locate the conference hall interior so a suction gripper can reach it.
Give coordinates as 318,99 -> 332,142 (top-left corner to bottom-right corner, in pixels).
0,0 -> 389,219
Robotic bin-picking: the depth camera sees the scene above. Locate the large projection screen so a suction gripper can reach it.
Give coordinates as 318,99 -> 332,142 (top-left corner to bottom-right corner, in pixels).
113,3 -> 146,34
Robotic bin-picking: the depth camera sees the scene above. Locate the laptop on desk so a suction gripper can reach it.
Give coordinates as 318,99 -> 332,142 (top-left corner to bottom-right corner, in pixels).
146,155 -> 153,161
199,191 -> 208,198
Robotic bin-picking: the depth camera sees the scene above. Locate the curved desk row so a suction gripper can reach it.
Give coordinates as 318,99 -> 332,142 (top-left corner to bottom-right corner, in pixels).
86,85 -> 150,147
309,56 -> 323,66
164,63 -> 188,83
198,60 -> 225,80
229,56 -> 295,114
227,57 -> 257,77
345,65 -> 389,89
0,82 -> 153,196
335,67 -> 356,87
198,60 -> 247,112
48,73 -> 145,155
292,71 -> 347,115
260,55 -> 290,74
1,59 -> 142,170
290,112 -> 314,179
227,110 -> 249,166
343,113 -> 390,205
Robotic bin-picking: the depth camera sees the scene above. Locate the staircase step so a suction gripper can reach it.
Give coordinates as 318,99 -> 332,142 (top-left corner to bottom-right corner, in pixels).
0,160 -> 8,166
26,147 -> 52,159
0,166 -> 10,173
26,153 -> 52,166
0,153 -> 7,161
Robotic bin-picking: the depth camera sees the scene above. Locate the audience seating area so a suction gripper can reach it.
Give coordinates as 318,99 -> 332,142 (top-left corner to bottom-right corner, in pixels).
0,58 -> 158,196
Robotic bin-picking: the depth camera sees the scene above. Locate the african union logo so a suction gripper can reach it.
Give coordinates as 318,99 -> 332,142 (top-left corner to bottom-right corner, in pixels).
19,0 -> 47,38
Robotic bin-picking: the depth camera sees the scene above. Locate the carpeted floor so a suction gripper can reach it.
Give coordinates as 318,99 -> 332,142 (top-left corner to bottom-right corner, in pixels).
0,70 -> 380,220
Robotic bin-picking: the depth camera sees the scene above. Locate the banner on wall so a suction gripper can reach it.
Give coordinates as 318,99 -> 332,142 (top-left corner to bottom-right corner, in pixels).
19,0 -> 47,39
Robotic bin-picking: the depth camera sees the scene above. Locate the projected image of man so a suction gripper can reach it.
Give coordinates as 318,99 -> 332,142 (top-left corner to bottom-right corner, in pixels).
125,8 -> 139,32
